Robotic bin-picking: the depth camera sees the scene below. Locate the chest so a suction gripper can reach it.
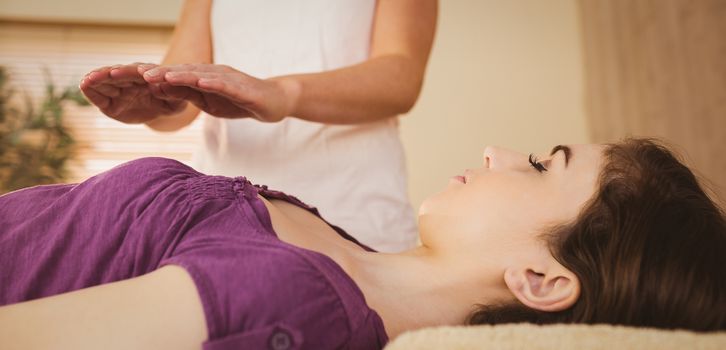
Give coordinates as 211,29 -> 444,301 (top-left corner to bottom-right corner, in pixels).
257,195 -> 364,255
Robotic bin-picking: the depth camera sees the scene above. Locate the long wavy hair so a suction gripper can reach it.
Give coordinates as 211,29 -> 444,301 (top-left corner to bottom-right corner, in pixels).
468,138 -> 726,331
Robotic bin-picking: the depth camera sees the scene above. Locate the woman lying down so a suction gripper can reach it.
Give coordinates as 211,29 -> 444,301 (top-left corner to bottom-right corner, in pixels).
0,138 -> 724,350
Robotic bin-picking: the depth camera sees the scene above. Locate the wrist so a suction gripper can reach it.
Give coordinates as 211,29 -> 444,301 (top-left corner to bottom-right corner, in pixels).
269,75 -> 302,117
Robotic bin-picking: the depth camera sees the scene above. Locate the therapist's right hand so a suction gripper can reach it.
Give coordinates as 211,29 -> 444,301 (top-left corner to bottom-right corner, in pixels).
79,63 -> 188,124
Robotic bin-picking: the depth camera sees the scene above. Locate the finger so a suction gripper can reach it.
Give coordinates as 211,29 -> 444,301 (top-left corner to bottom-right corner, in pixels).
142,66 -> 172,83
146,95 -> 170,113
197,77 -> 228,93
158,83 -> 208,109
79,76 -> 92,89
143,89 -> 188,115
84,65 -> 112,79
86,66 -> 138,87
111,81 -> 138,88
90,83 -> 121,98
149,83 -> 200,111
86,68 -> 113,85
80,86 -> 111,109
162,71 -> 207,87
108,64 -> 147,84
143,63 -> 222,83
151,63 -> 219,74
165,72 -> 229,95
197,76 -> 252,100
147,82 -> 167,99
148,82 -> 183,101
163,98 -> 189,114
137,63 -> 159,75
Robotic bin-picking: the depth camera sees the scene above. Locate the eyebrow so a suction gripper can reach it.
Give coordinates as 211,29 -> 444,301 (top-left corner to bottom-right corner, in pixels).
550,145 -> 572,168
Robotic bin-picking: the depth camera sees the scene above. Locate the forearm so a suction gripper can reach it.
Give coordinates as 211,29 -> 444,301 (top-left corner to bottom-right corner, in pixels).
145,102 -> 200,132
273,54 -> 426,125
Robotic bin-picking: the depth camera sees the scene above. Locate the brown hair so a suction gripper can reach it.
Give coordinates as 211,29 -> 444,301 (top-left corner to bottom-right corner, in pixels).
468,138 -> 726,331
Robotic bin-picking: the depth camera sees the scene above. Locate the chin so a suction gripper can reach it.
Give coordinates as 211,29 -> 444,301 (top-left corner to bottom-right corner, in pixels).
418,198 -> 433,217
418,195 -> 442,217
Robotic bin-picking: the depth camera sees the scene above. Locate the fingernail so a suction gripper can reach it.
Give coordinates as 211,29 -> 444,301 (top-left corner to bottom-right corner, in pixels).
145,69 -> 159,77
139,64 -> 155,70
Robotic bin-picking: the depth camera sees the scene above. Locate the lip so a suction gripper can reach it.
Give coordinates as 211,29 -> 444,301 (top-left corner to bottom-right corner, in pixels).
452,175 -> 466,183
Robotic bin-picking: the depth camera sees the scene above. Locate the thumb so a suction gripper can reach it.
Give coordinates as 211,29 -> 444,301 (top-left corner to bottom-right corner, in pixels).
137,63 -> 159,75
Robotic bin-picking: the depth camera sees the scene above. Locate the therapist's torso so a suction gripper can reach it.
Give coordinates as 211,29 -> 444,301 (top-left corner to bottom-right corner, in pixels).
192,0 -> 418,252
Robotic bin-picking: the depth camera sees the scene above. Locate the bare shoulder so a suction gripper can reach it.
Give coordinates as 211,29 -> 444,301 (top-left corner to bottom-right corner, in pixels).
0,265 -> 207,350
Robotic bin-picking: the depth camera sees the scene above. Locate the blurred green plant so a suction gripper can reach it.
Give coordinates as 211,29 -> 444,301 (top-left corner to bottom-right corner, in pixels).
0,66 -> 89,194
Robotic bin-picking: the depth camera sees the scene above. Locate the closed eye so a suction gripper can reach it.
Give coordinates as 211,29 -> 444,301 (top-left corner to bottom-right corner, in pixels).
528,154 -> 547,173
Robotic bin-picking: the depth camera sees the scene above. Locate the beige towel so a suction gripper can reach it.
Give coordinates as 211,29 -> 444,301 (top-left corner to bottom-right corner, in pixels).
384,323 -> 726,350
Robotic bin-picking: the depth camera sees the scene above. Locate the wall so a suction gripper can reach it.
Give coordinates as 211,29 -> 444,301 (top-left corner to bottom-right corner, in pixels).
0,0 -> 589,213
402,0 -> 588,210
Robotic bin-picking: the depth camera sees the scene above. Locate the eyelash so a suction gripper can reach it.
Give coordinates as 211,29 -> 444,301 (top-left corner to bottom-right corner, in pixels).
528,154 -> 548,173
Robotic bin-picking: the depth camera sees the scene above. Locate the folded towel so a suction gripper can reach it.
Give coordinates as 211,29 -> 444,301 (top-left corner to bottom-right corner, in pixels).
384,323 -> 726,350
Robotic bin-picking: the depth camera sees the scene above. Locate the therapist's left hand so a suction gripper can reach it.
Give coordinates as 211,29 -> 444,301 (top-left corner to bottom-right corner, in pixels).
139,63 -> 297,122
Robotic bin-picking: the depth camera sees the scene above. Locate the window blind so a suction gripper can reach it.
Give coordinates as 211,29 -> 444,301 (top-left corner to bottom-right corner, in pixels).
0,21 -> 202,183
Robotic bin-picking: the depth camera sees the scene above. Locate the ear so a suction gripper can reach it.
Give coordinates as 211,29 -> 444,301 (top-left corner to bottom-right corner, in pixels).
503,258 -> 580,312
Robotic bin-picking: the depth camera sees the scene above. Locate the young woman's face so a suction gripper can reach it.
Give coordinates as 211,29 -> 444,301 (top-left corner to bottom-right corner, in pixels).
418,144 -> 606,260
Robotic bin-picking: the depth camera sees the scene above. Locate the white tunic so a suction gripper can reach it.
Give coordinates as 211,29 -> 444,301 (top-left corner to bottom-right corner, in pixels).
192,0 -> 418,252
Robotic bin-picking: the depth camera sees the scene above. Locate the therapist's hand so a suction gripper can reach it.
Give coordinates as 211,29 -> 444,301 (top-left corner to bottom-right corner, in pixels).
139,64 -> 296,122
79,63 -> 188,124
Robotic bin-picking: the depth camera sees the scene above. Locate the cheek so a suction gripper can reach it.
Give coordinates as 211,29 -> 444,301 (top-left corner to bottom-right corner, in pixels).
419,176 -> 558,235
419,185 -> 501,233
420,175 -> 516,217
466,186 -> 557,236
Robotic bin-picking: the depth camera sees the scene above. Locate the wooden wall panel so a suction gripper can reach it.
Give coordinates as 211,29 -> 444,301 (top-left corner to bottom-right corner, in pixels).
579,0 -> 726,207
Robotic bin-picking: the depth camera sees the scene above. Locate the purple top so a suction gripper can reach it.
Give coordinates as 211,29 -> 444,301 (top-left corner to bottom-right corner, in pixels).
0,157 -> 389,349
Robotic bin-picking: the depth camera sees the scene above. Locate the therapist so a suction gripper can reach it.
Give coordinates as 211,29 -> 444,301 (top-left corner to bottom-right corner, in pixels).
80,0 -> 437,253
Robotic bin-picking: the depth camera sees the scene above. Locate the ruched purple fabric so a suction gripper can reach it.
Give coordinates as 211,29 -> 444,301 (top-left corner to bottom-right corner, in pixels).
0,157 -> 389,349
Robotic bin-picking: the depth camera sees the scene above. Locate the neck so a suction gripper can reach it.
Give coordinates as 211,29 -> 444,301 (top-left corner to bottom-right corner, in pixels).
335,244 -> 502,340
259,196 -> 505,339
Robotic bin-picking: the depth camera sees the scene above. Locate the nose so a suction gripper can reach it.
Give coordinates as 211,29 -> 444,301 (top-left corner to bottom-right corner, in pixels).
482,146 -> 530,170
